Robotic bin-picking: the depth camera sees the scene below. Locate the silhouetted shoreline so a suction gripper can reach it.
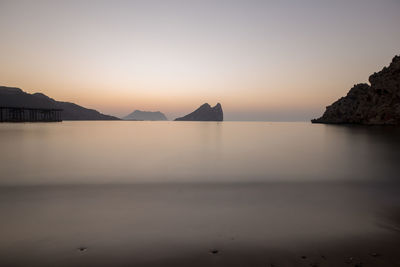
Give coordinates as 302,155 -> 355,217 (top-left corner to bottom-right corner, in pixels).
0,86 -> 119,121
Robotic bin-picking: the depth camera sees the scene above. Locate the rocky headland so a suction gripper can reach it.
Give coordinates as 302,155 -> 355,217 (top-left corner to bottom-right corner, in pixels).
175,103 -> 223,121
312,55 -> 400,125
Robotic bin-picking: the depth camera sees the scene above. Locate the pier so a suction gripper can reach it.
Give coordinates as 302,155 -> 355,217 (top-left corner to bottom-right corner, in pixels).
0,107 -> 62,122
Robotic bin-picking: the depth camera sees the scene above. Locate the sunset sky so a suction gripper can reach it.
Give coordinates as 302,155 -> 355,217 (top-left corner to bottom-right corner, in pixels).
1,0 -> 399,120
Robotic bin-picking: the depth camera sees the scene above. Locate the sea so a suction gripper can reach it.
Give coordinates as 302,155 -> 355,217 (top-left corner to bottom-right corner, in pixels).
0,121 -> 399,266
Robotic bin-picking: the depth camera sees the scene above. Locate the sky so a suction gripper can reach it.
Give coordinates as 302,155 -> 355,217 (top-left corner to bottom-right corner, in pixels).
0,0 -> 399,121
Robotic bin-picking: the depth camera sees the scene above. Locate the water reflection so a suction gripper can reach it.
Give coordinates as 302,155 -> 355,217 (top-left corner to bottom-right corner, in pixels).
0,122 -> 399,185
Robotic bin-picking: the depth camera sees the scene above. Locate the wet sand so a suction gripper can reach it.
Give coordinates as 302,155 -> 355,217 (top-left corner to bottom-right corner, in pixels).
0,182 -> 399,267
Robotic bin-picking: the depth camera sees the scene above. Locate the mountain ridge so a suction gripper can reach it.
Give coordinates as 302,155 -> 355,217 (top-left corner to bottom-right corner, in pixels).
0,86 -> 119,120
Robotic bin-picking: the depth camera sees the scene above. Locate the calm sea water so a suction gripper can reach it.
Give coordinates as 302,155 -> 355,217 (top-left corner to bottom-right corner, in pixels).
0,121 -> 399,266
1,121 -> 400,184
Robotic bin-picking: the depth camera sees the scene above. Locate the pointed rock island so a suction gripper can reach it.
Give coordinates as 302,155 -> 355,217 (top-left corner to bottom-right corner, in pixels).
123,110 -> 167,121
175,103 -> 223,121
312,55 -> 400,125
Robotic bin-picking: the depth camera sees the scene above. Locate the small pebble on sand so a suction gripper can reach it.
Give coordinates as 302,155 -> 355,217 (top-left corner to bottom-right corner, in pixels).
210,249 -> 219,254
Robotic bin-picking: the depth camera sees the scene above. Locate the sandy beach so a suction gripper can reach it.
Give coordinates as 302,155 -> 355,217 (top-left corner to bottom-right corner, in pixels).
1,182 -> 399,267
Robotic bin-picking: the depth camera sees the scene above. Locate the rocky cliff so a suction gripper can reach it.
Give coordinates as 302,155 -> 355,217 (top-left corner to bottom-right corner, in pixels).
123,110 -> 167,121
312,55 -> 400,125
175,103 -> 223,121
0,86 -> 120,120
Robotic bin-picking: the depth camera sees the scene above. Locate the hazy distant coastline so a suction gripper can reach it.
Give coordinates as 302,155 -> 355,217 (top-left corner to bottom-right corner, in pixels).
123,110 -> 167,121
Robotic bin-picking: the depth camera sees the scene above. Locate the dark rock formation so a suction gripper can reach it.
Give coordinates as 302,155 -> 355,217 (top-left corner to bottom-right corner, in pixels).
174,103 -> 223,121
312,55 -> 400,125
0,86 -> 120,120
123,110 -> 167,121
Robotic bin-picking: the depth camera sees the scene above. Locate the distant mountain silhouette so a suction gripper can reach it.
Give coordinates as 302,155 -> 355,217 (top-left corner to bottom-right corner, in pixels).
312,55 -> 400,125
123,110 -> 167,121
0,86 -> 119,120
175,103 -> 223,121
